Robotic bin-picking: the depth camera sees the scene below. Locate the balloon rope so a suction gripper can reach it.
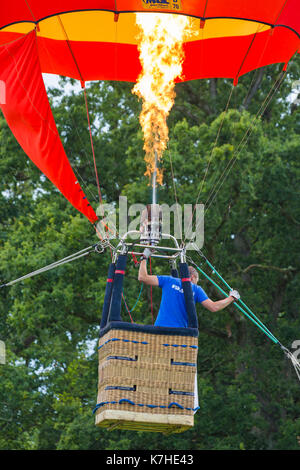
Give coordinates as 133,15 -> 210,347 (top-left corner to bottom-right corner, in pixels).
37,21 -> 99,205
121,293 -> 134,323
83,89 -> 119,240
205,69 -> 286,212
83,88 -> 103,206
24,0 -> 38,23
0,245 -> 99,288
56,15 -> 104,208
183,21 -> 265,245
187,250 -> 300,384
168,149 -> 183,243
191,246 -> 280,344
57,16 -> 84,84
187,255 -> 279,344
183,83 -> 234,244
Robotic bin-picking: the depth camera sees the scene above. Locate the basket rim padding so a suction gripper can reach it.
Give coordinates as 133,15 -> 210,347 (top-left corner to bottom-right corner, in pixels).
99,321 -> 199,339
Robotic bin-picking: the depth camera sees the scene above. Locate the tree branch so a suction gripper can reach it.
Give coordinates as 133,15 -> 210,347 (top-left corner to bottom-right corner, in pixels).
242,264 -> 297,274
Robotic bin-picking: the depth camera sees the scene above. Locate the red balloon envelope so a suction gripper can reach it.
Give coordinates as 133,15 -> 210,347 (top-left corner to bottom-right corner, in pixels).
0,1 -> 299,223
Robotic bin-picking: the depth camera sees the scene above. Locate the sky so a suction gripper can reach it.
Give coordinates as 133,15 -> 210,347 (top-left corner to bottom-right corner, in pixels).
42,74 -> 60,88
42,73 -> 82,94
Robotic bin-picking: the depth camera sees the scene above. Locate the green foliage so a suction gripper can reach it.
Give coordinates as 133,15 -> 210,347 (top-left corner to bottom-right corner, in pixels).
0,57 -> 299,450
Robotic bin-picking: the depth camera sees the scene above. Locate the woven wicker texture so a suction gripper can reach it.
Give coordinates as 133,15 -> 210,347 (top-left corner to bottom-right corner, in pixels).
96,328 -> 198,423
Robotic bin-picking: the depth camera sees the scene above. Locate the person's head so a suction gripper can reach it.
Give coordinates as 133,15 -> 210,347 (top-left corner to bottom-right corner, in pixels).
188,266 -> 199,285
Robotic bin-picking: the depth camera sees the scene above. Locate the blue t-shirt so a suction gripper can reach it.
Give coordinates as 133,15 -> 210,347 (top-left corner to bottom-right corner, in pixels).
154,275 -> 209,328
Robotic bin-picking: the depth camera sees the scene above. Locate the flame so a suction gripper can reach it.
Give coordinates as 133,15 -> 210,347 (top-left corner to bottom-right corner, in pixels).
132,13 -> 196,185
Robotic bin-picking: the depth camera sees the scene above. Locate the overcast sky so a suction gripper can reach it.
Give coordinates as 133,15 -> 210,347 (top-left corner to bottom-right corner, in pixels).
42,73 -> 82,94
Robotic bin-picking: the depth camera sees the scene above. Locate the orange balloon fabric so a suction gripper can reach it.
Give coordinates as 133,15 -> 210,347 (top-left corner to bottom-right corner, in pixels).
0,1 -> 299,222
0,31 -> 98,223
0,1 -> 299,83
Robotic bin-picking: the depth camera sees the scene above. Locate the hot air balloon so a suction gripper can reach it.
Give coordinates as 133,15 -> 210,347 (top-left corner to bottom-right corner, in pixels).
1,1 -> 299,433
0,1 -> 299,226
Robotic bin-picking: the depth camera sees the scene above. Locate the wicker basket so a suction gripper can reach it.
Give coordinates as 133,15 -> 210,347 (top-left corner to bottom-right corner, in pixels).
95,326 -> 198,433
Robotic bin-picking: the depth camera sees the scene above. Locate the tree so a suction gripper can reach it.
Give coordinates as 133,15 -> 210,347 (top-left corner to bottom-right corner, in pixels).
0,56 -> 299,449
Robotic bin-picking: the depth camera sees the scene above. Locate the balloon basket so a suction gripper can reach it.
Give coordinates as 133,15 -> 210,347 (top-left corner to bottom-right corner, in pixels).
95,323 -> 198,434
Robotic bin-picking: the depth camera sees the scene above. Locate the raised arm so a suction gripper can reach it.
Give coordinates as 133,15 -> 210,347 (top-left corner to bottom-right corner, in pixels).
138,250 -> 159,287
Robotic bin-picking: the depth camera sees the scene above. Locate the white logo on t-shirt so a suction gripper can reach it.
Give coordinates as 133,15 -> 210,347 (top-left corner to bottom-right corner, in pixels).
171,283 -> 196,297
171,284 -> 183,294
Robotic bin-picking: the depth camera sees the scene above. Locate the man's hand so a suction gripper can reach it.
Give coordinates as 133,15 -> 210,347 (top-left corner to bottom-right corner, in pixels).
138,252 -> 159,286
202,289 -> 240,312
229,290 -> 240,300
142,248 -> 152,260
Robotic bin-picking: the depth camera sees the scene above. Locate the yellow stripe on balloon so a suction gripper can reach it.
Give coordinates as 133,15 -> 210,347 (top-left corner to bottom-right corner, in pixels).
1,12 -> 270,44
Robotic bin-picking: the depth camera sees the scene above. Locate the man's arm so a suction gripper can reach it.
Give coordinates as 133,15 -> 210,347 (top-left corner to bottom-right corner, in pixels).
201,297 -> 234,312
138,257 -> 159,287
201,290 -> 240,312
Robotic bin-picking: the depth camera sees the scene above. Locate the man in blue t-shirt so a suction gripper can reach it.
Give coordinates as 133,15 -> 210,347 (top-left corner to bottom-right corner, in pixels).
138,249 -> 240,328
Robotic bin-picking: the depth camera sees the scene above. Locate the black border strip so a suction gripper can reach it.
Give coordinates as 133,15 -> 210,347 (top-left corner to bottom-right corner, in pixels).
0,10 -> 299,40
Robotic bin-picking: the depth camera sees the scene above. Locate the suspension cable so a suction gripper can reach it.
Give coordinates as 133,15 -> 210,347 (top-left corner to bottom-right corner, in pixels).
182,83 -> 235,245
182,21 -> 269,245
205,69 -> 287,212
83,86 -> 103,206
168,148 -> 183,243
186,249 -> 300,383
122,283 -> 144,324
190,244 -> 279,344
0,242 -> 109,288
